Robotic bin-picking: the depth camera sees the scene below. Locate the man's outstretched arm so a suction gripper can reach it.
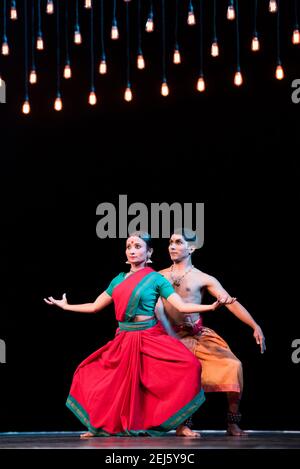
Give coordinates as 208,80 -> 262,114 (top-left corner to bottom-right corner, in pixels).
205,275 -> 266,353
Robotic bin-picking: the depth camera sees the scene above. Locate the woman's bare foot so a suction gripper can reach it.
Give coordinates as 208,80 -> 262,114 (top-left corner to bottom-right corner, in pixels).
176,425 -> 201,438
80,431 -> 95,439
227,423 -> 248,437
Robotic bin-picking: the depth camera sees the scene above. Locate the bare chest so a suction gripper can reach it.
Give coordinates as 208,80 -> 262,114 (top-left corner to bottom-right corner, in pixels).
166,272 -> 202,301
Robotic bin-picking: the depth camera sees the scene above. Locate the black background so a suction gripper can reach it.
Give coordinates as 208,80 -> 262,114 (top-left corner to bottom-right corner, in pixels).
0,0 -> 299,433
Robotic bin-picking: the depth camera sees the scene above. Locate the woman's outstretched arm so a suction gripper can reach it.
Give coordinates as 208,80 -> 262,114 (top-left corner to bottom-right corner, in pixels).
166,292 -> 225,313
44,291 -> 113,313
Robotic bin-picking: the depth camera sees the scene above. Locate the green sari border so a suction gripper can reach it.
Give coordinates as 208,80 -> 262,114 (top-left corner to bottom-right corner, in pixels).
125,271 -> 159,321
118,318 -> 158,331
66,388 -> 205,437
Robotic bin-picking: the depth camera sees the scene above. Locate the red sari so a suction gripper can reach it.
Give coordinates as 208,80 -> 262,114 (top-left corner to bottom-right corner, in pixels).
66,268 -> 205,436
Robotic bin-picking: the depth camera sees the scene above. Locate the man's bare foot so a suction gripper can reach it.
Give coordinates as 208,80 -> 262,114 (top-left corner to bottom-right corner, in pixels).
176,425 -> 201,438
227,423 -> 248,437
80,431 -> 95,439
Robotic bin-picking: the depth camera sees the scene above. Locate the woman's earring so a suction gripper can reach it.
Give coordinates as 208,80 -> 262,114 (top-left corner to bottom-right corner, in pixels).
125,260 -> 130,264
146,257 -> 153,264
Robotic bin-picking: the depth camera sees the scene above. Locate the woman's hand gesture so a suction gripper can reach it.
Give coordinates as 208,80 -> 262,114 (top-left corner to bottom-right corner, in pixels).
211,295 -> 237,310
217,295 -> 237,305
44,293 -> 68,309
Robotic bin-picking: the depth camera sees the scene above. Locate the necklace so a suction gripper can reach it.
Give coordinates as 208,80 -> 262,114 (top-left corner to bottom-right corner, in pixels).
129,267 -> 144,274
170,265 -> 194,287
125,268 -> 142,278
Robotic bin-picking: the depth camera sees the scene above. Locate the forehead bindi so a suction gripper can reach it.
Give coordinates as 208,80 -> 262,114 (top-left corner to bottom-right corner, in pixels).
127,237 -> 145,247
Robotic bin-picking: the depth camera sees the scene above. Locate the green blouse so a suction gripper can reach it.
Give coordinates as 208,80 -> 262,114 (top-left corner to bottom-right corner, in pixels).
106,272 -> 175,317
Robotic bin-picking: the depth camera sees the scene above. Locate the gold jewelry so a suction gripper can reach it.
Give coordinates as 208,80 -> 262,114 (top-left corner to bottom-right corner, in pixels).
129,267 -> 145,274
170,264 -> 194,287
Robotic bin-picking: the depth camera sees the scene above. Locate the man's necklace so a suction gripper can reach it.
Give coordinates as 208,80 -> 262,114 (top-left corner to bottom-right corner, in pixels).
170,265 -> 194,287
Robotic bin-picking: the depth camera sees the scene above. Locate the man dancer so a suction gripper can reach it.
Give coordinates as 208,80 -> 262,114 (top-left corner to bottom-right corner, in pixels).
157,232 -> 266,436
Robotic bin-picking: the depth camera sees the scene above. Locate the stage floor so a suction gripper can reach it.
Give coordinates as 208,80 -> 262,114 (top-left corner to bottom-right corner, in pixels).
0,431 -> 300,449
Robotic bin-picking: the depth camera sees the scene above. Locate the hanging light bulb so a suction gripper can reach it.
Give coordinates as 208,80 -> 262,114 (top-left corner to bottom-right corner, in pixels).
124,86 -> 132,102
251,35 -> 260,51
234,70 -> 243,86
64,63 -> 72,79
54,95 -> 63,111
36,35 -> 44,50
111,24 -> 119,40
211,41 -> 219,57
29,69 -> 37,84
84,0 -> 92,8
22,99 -> 31,114
74,28 -> 82,44
275,64 -> 284,80
161,81 -> 169,96
2,40 -> 9,56
99,59 -> 107,74
145,15 -> 154,32
46,0 -> 54,15
10,2 -> 18,20
187,10 -> 196,25
268,0 -> 277,13
227,5 -> 235,20
89,90 -> 97,105
292,29 -> 300,44
173,48 -> 181,64
137,54 -> 145,69
196,76 -> 205,92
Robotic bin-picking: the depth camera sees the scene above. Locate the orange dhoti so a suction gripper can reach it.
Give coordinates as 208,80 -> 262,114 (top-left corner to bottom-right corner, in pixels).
178,327 -> 243,394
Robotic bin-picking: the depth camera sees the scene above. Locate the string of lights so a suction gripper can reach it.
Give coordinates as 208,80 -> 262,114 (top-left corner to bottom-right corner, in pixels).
0,0 -> 299,114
